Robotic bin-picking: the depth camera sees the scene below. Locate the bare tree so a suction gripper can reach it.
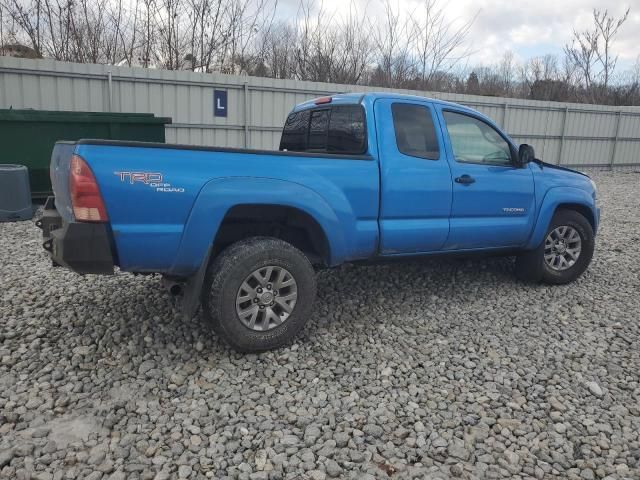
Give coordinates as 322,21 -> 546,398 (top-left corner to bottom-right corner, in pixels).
184,0 -> 227,71
327,2 -> 373,84
564,7 -> 631,99
410,0 -> 476,88
0,5 -> 4,46
1,0 -> 43,56
228,0 -> 277,74
277,0 -> 372,84
564,27 -> 599,91
257,21 -> 296,78
1,0 -> 134,63
115,0 -> 141,66
370,0 -> 416,87
633,55 -> 640,85
593,8 -> 630,88
498,50 -> 515,95
151,0 -> 185,69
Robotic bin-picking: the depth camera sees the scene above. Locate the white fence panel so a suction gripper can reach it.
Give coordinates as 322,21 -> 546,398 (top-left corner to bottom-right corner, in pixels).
1,56 -> 640,167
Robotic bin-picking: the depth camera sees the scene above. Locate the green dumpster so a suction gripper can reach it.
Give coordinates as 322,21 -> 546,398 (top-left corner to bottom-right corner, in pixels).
0,109 -> 172,198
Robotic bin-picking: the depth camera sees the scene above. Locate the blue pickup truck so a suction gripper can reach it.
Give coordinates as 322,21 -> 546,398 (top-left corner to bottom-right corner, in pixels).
39,93 -> 599,351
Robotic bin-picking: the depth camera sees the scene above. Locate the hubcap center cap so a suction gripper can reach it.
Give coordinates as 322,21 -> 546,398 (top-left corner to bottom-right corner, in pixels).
555,240 -> 567,253
259,292 -> 274,304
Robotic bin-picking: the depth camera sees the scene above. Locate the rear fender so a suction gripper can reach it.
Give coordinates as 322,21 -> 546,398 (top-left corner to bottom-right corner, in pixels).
525,187 -> 597,250
170,177 -> 347,276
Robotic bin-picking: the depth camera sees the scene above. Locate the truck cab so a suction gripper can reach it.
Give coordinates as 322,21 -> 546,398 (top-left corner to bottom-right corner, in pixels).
282,93 -> 597,257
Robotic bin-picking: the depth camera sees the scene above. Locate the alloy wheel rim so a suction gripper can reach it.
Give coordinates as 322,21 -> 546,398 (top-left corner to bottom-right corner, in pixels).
544,226 -> 582,271
235,266 -> 298,331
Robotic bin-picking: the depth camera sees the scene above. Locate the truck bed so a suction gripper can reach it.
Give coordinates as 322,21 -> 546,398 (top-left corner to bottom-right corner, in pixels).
49,139 -> 381,276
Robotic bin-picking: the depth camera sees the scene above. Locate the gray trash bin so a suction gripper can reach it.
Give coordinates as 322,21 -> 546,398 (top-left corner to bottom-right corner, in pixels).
0,164 -> 34,221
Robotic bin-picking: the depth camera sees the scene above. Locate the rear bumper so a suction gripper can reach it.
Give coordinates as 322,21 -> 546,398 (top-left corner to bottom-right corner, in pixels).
37,197 -> 115,274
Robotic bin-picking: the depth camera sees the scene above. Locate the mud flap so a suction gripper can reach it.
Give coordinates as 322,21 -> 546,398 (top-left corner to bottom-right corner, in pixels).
181,244 -> 213,320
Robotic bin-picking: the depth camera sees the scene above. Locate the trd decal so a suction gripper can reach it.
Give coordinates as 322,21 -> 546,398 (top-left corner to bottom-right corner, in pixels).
115,171 -> 163,184
114,171 -> 185,193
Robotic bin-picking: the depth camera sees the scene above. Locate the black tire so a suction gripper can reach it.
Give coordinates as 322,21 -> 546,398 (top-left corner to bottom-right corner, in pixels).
201,237 -> 317,352
515,209 -> 594,285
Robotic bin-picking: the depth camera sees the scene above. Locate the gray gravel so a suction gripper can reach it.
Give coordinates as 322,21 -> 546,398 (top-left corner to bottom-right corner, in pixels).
1,170 -> 639,480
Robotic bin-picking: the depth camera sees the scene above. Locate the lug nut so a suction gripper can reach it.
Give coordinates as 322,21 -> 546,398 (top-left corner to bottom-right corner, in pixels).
254,298 -> 259,303
257,287 -> 263,293
267,284 -> 272,290
259,305 -> 265,309
273,290 -> 278,296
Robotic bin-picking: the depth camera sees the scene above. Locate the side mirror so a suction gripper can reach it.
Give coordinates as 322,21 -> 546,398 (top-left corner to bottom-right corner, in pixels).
517,144 -> 535,167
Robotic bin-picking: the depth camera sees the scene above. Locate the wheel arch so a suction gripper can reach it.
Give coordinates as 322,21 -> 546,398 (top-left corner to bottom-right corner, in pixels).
525,187 -> 597,250
170,177 -> 348,277
556,203 -> 596,232
211,203 -> 331,267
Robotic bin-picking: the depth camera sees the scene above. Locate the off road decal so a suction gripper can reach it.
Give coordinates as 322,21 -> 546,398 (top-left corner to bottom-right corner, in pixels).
114,171 -> 185,193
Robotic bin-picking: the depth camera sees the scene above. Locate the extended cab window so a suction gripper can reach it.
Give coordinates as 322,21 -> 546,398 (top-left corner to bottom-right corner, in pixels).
391,103 -> 440,160
327,105 -> 366,153
280,110 -> 310,152
309,109 -> 330,151
443,111 -> 512,166
279,105 -> 366,154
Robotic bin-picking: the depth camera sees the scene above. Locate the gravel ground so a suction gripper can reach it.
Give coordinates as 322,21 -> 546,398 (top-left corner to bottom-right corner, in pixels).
1,170 -> 639,480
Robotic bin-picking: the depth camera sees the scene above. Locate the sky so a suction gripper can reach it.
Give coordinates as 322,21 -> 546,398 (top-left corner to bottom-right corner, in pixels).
276,0 -> 640,72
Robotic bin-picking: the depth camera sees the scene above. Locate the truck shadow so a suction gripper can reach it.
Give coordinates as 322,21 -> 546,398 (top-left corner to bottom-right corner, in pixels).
53,255 -> 519,362
304,255 -> 518,335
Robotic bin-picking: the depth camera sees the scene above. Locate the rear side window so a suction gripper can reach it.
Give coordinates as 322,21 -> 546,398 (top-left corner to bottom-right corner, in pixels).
280,110 -> 310,152
279,105 -> 366,155
309,109 -> 330,151
391,103 -> 440,160
327,105 -> 366,153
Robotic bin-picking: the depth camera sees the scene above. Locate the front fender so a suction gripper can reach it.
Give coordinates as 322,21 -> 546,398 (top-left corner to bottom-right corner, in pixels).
525,186 -> 597,250
169,177 -> 349,276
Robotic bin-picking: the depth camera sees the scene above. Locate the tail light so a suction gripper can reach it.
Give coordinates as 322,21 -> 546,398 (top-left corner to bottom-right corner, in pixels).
69,154 -> 108,222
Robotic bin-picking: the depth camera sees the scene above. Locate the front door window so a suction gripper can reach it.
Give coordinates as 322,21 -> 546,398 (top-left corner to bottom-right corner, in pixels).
443,111 -> 512,166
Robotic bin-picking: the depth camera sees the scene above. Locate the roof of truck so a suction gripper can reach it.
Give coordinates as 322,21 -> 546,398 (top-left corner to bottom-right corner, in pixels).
293,92 -> 481,116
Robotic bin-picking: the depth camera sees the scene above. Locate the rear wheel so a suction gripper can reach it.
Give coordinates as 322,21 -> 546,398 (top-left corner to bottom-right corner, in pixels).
201,237 -> 316,352
515,209 -> 594,284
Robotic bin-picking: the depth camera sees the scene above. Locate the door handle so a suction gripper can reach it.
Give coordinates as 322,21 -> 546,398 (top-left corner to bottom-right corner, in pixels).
455,174 -> 475,185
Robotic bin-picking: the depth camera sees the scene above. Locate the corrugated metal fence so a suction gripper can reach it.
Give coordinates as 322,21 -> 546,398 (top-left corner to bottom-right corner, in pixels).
2,56 -> 640,167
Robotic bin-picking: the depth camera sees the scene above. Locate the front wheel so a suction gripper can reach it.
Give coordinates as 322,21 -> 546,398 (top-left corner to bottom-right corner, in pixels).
201,237 -> 317,352
515,209 -> 595,284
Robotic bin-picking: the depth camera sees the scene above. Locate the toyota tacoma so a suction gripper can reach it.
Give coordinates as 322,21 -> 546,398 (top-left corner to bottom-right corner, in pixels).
38,93 -> 600,351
